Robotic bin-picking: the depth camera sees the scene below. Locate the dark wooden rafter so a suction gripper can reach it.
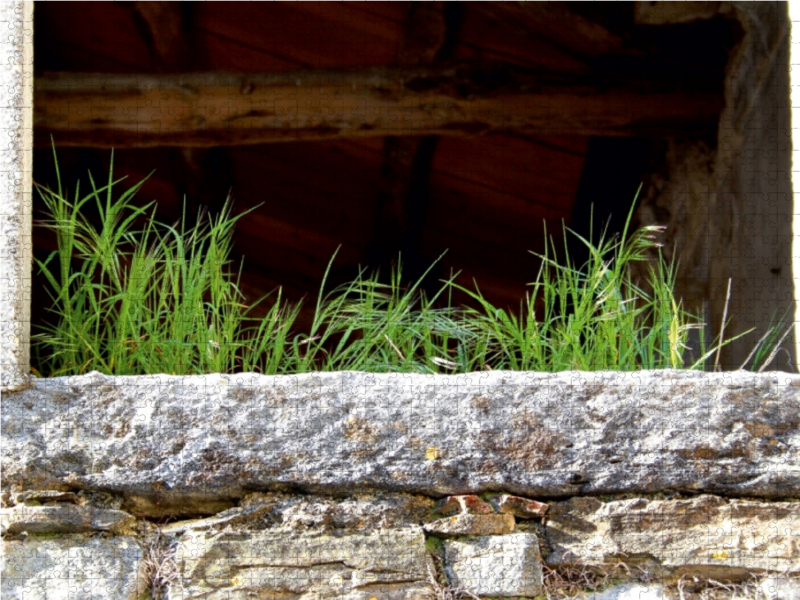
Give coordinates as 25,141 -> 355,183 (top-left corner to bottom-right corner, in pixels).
132,2 -> 234,216
132,1 -> 194,72
473,2 -> 630,59
633,1 -> 732,25
34,61 -> 723,149
365,2 -> 449,276
476,2 -> 736,66
458,1 -> 739,109
396,2 -> 449,66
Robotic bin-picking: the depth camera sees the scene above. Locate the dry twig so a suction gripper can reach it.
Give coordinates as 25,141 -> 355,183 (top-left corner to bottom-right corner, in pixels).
542,552 -> 653,600
139,530 -> 179,600
425,561 -> 482,600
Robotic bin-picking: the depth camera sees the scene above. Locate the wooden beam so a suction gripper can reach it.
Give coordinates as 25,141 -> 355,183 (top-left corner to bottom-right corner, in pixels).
132,2 -> 232,216
133,2 -> 191,71
396,2 -> 448,66
474,2 -> 628,58
366,2 -> 448,276
634,1 -> 732,25
34,62 -> 723,148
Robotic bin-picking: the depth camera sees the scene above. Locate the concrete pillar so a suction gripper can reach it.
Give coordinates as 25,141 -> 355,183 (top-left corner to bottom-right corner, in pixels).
0,1 -> 33,392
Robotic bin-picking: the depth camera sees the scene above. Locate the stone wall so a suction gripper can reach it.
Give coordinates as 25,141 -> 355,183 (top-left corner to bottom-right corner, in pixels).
2,3 -> 799,600
2,371 -> 799,599
636,2 -> 796,372
0,1 -> 33,392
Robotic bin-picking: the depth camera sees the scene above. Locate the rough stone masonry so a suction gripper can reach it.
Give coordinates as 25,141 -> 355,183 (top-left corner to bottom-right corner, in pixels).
2,370 -> 799,599
2,370 -> 798,516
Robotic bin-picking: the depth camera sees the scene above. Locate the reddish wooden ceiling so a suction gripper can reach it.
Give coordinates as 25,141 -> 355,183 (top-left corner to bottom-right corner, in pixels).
31,2 -> 732,325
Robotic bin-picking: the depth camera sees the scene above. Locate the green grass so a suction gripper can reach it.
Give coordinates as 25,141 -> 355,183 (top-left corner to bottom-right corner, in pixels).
31,147 -> 793,377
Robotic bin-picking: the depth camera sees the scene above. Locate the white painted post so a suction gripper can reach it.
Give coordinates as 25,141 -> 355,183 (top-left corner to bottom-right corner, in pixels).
0,1 -> 33,392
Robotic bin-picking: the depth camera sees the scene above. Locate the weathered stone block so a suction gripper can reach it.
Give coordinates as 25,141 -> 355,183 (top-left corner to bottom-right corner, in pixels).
758,575 -> 800,600
1,535 -> 144,600
3,371 -> 798,517
547,495 -> 800,574
424,513 -> 515,536
172,526 -> 433,600
489,493 -> 548,518
434,494 -> 494,516
14,490 -> 79,504
0,0 -> 34,394
162,491 -> 435,536
443,533 -> 542,597
0,504 -> 134,535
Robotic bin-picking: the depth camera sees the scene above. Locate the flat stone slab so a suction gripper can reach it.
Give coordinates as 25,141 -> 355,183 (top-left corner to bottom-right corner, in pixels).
424,513 -> 515,536
489,493 -> 549,518
1,535 -> 143,600
162,490 -> 435,535
434,494 -> 494,516
443,533 -> 543,597
0,503 -> 134,535
2,370 -> 799,516
546,495 -> 800,574
172,526 -> 433,600
14,490 -> 79,504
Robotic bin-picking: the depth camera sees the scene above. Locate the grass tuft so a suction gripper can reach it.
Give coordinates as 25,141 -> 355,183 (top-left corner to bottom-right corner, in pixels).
31,148 -> 792,377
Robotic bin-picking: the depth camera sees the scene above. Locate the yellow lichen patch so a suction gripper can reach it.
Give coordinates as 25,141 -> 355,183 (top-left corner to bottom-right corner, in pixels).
343,416 -> 381,444
745,422 -> 775,438
390,470 -> 408,482
470,395 -> 490,409
481,410 -> 565,470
